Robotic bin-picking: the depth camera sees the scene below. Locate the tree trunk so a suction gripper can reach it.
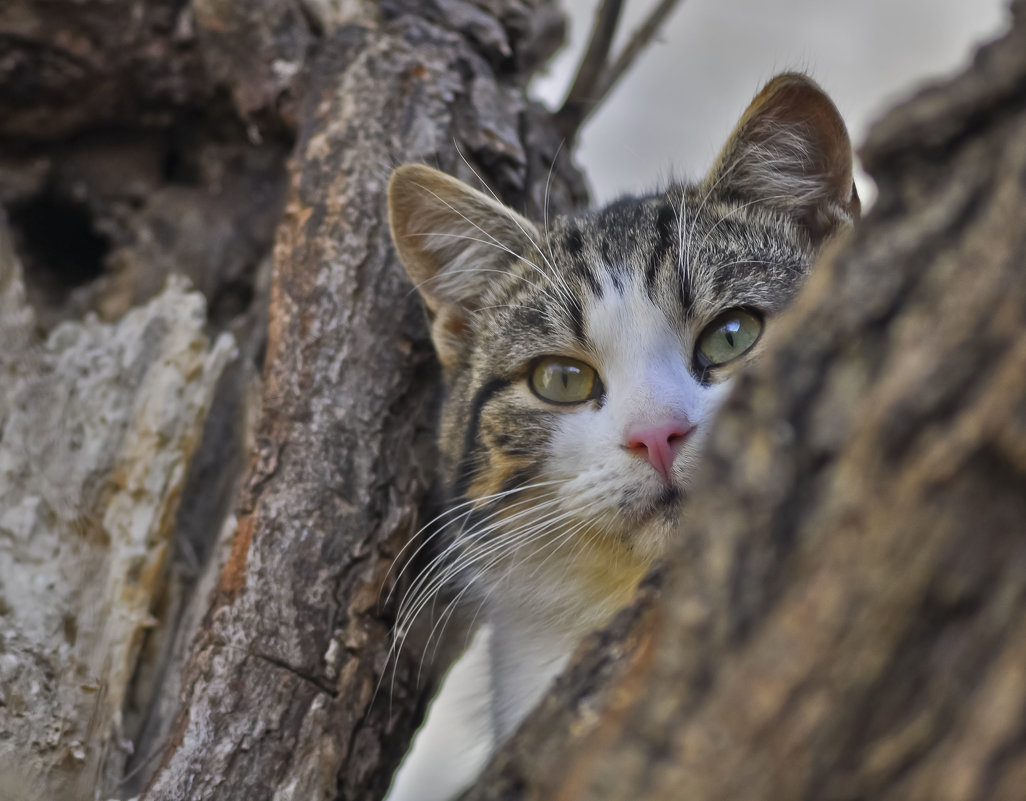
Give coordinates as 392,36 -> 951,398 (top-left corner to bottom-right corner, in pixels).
2,2 -> 583,800
139,4 -> 587,798
460,4 -> 1026,800
0,223 -> 238,800
4,0 -> 1025,800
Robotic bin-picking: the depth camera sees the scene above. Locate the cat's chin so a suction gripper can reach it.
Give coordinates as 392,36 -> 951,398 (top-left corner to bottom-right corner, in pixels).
617,481 -> 684,524
607,483 -> 686,559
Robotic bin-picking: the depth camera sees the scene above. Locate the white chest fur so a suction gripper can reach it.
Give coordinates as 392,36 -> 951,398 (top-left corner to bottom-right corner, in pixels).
486,604 -> 576,739
385,605 -> 579,801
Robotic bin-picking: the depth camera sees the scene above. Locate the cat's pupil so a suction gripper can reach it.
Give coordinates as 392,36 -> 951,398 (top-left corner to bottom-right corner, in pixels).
719,318 -> 743,350
696,309 -> 763,369
528,356 -> 598,404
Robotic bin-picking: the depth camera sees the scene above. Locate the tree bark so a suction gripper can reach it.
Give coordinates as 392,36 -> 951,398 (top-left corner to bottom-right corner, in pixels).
461,4 -> 1026,800
0,226 -> 235,800
5,1 -> 1024,800
137,4 -> 585,801
2,2 -> 583,800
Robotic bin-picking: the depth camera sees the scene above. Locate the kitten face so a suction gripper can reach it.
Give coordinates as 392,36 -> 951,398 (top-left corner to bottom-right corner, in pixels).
389,73 -> 858,628
450,193 -> 811,563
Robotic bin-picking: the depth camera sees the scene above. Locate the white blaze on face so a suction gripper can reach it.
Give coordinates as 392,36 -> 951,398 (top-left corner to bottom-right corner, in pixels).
544,271 -> 731,548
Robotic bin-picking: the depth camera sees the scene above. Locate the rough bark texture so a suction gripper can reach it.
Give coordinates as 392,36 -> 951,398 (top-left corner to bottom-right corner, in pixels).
5,1 -> 1024,800
2,3 -> 295,798
461,4 -> 1026,800
0,227 -> 235,800
1,2 -> 584,800
0,0 -> 290,341
136,4 -> 585,801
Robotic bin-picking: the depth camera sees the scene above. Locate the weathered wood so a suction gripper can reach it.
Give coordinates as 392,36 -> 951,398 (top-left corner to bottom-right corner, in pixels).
139,4 -> 585,800
0,0 -> 314,140
0,226 -> 235,800
461,4 -> 1026,800
10,1 -> 1021,799
0,0 -> 290,336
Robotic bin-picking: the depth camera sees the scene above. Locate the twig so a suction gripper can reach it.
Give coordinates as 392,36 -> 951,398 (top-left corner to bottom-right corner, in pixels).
595,0 -> 682,103
553,0 -> 623,142
554,0 -> 685,143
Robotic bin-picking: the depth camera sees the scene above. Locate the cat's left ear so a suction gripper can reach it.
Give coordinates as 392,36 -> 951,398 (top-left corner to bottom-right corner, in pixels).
705,72 -> 860,245
388,163 -> 541,368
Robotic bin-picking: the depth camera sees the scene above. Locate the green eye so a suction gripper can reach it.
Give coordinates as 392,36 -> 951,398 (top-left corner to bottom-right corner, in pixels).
529,356 -> 600,405
696,308 -> 763,369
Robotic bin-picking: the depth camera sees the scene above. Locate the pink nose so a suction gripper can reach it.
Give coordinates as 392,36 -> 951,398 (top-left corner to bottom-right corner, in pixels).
624,419 -> 694,482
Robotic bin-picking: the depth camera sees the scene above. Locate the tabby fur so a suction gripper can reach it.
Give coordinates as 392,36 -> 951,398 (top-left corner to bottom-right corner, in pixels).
385,72 -> 858,798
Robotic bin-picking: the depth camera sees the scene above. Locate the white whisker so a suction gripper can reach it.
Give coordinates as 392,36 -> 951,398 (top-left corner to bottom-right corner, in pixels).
383,478 -> 564,606
453,143 -> 578,310
395,495 -> 570,635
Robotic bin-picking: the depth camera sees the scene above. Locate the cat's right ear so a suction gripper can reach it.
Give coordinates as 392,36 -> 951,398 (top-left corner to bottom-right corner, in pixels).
704,73 -> 860,245
388,163 -> 540,368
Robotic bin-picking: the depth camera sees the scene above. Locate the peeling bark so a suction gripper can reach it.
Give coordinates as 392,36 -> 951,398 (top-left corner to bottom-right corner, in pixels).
461,5 -> 1026,800
0,229 -> 235,800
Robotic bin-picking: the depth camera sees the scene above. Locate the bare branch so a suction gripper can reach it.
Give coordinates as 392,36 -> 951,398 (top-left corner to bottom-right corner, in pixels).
594,0 -> 683,110
555,0 -> 685,143
554,0 -> 624,141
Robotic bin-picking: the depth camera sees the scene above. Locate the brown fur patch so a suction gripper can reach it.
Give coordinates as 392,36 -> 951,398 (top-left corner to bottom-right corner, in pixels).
467,451 -> 529,502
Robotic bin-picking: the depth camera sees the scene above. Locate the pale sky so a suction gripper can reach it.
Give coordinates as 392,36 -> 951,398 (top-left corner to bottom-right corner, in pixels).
532,0 -> 1010,202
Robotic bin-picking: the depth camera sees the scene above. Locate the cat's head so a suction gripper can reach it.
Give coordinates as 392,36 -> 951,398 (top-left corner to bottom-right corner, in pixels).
388,74 -> 857,622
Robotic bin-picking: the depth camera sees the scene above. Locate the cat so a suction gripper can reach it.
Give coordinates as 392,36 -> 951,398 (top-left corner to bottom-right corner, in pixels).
384,72 -> 859,800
